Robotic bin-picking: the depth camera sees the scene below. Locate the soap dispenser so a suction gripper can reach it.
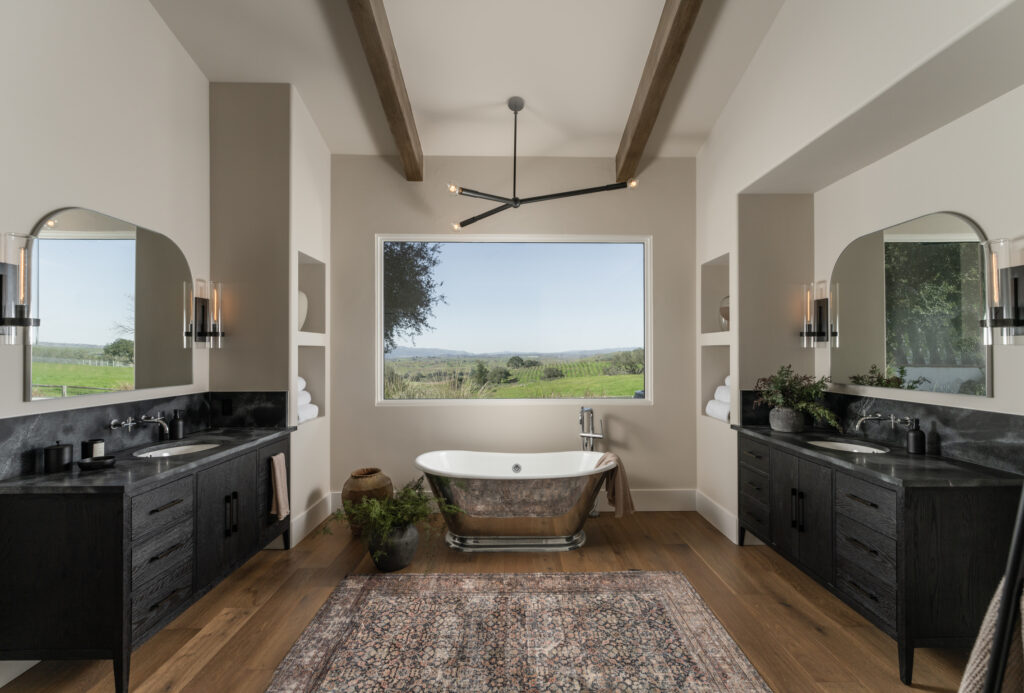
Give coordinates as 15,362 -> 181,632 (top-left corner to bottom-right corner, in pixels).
907,418 -> 925,455
170,410 -> 185,440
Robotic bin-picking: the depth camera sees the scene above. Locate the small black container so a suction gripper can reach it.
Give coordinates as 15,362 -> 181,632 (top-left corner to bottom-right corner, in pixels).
43,441 -> 73,474
81,438 -> 105,459
170,409 -> 185,441
907,419 -> 926,455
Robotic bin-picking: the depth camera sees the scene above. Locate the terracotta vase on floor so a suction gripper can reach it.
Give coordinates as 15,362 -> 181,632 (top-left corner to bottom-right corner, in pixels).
341,467 -> 393,535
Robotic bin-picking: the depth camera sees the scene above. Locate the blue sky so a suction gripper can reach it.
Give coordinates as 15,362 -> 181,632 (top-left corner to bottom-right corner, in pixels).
37,239 -> 135,345
391,242 -> 644,353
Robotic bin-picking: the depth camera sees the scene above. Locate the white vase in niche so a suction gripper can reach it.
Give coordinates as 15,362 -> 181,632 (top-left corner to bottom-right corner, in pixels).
297,290 -> 309,331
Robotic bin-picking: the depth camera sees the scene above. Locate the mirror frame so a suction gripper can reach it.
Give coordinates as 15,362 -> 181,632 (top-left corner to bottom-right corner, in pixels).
829,211 -> 993,398
23,207 -> 193,402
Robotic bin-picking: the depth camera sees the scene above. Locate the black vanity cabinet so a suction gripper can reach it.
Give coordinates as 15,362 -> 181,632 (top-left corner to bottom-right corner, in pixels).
737,429 -> 1019,685
768,449 -> 833,583
196,451 -> 258,589
0,431 -> 291,693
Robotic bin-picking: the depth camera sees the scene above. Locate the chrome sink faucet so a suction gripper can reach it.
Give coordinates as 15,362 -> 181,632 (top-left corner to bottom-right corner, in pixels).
855,412 -> 913,432
853,412 -> 885,432
110,416 -> 137,432
140,413 -> 170,438
579,406 -> 604,452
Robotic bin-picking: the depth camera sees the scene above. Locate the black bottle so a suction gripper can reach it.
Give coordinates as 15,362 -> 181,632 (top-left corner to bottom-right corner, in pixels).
170,410 -> 185,440
907,418 -> 926,455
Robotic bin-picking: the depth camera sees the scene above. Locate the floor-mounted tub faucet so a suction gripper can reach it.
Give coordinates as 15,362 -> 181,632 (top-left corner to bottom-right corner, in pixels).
579,406 -> 604,451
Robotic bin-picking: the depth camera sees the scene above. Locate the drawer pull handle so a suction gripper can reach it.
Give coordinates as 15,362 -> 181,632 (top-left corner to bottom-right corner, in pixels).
846,493 -> 878,509
745,481 -> 762,492
148,587 -> 186,612
846,536 -> 879,557
744,451 -> 763,460
149,498 -> 184,515
148,542 -> 185,563
848,580 -> 879,603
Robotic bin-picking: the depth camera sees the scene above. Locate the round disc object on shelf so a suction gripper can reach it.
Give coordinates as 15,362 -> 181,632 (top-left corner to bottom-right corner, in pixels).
297,290 -> 309,331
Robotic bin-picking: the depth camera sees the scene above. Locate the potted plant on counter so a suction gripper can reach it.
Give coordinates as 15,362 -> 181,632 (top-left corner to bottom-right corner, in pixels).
754,364 -> 840,433
333,476 -> 460,572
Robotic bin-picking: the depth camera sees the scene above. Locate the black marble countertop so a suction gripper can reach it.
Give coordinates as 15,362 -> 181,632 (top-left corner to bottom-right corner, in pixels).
0,427 -> 294,495
733,425 -> 1023,489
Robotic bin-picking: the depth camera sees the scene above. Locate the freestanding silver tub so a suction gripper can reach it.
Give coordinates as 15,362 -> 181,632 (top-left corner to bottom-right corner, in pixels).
414,450 -> 613,552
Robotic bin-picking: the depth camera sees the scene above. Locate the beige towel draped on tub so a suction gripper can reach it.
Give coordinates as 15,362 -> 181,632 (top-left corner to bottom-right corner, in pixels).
270,452 -> 290,520
595,452 -> 635,518
958,577 -> 1024,692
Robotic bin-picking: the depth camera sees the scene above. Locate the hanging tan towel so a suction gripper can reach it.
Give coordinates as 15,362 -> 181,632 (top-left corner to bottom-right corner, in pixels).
595,452 -> 635,518
958,577 -> 1024,692
269,453 -> 290,520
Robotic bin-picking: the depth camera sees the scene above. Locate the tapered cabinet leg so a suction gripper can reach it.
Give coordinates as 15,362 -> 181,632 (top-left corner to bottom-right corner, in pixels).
898,643 -> 914,685
738,526 -> 747,546
113,650 -> 130,693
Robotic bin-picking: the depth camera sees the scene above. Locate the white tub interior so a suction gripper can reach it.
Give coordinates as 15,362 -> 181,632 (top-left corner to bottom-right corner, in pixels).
415,450 -> 613,480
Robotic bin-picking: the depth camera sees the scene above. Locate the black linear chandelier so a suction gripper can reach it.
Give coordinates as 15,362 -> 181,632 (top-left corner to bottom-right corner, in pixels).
447,96 -> 638,230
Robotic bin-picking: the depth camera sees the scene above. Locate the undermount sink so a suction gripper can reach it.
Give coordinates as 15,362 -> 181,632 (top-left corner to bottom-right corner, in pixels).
807,440 -> 889,454
134,442 -> 222,458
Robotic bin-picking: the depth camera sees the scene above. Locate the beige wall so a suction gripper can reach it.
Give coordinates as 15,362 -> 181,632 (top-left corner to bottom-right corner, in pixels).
695,0 -> 1017,541
0,0 -> 210,420
814,83 -> 1024,413
332,155 -> 696,506
0,0 -> 210,683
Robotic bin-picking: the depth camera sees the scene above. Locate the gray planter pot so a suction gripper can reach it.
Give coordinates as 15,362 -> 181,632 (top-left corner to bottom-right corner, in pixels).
769,407 -> 805,433
369,524 -> 419,573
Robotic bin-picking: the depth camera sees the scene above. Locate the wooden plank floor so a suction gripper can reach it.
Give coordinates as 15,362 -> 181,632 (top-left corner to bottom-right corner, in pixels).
4,512 -> 967,692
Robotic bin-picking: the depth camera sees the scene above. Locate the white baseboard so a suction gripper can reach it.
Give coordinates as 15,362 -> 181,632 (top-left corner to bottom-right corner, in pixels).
288,493 -> 334,544
0,661 -> 37,687
696,491 -> 740,544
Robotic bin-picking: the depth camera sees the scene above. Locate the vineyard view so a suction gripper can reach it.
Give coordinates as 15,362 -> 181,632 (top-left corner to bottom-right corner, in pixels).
382,241 -> 645,400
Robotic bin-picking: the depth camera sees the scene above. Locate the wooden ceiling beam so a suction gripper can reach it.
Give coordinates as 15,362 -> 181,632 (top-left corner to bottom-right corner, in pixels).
348,0 -> 423,181
615,0 -> 703,182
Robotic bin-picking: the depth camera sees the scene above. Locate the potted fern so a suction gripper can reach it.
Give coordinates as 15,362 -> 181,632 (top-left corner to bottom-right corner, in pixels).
754,364 -> 840,433
332,476 -> 460,572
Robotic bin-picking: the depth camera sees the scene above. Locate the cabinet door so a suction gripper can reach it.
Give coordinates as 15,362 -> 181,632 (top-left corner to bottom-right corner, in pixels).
256,439 -> 290,546
769,450 -> 799,559
195,459 -> 235,589
797,459 -> 833,583
231,452 -> 259,559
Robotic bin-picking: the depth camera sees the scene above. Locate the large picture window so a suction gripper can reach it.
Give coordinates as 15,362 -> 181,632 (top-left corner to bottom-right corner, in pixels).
377,237 -> 650,402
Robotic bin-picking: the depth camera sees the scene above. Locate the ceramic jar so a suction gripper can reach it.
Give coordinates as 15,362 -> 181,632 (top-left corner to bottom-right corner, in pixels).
341,467 -> 394,534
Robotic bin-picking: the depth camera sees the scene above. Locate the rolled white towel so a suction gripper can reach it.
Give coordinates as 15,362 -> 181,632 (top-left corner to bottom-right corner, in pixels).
297,376 -> 307,391
705,399 -> 730,422
714,385 -> 731,404
298,402 -> 319,424
724,375 -> 731,388
297,389 -> 312,406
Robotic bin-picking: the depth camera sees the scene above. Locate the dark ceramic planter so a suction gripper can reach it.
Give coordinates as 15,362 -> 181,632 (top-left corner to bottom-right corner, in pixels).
769,407 -> 805,433
369,525 -> 419,573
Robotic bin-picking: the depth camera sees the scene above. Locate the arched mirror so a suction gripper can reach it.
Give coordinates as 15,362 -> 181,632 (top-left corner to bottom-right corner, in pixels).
830,211 -> 991,397
24,207 -> 193,400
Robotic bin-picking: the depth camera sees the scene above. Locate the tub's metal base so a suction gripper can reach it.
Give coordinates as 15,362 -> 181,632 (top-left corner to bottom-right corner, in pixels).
445,530 -> 586,552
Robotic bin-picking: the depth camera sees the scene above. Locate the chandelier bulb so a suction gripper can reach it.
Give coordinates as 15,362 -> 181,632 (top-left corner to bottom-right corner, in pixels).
628,178 -> 639,189
447,182 -> 461,195
451,222 -> 461,231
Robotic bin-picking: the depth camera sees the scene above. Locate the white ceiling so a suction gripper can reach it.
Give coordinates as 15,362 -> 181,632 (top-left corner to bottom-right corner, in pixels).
150,0 -> 782,158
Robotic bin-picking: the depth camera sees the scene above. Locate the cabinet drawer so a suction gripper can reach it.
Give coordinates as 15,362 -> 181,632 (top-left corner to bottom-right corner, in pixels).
131,521 -> 194,590
739,495 -> 770,540
132,476 -> 194,541
738,437 -> 770,475
836,514 -> 897,587
835,473 -> 897,539
739,465 -> 769,507
836,560 -> 897,633
131,557 -> 192,643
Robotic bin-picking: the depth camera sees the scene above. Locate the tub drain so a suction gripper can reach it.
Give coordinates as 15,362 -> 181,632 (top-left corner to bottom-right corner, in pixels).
512,464 -> 522,473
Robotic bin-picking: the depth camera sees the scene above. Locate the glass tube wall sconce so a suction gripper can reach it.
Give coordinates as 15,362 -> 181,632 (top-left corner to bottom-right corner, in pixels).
800,280 -> 837,348
0,233 -> 40,346
184,279 -> 224,349
981,238 -> 1024,346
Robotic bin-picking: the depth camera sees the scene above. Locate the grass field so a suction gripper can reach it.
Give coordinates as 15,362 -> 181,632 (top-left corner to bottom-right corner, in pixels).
384,350 -> 644,400
31,361 -> 133,398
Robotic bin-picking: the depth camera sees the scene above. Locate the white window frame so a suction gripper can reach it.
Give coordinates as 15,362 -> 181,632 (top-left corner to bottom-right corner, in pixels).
374,234 -> 653,406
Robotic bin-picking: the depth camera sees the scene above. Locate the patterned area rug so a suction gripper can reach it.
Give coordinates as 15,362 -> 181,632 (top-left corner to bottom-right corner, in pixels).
267,571 -> 770,692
